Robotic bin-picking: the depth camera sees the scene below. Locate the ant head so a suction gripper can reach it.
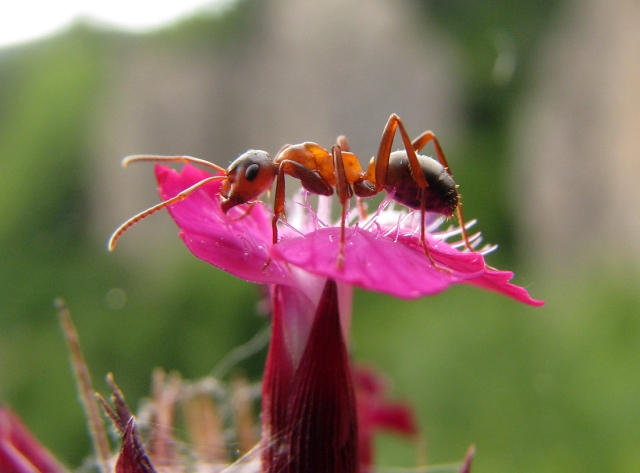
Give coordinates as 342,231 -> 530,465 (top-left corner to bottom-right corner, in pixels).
220,150 -> 277,212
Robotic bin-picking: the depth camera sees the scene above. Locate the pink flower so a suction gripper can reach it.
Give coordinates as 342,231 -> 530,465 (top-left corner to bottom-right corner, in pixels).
156,163 -> 543,305
151,163 -> 542,472
0,406 -> 67,473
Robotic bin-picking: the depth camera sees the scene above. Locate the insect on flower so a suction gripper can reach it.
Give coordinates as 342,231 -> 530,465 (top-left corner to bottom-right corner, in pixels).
108,114 -> 472,266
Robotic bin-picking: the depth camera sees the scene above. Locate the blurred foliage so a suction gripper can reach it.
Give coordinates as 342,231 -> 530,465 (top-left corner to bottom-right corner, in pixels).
354,266 -> 640,471
2,2 -> 639,473
0,12 -> 268,466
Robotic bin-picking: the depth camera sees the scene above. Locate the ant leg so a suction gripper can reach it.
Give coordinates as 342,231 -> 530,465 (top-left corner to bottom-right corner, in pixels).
419,189 -> 437,267
272,165 -> 287,245
336,135 -> 351,152
264,155 -> 334,270
356,197 -> 368,221
455,202 -> 472,251
373,114 -> 428,192
336,136 -> 374,222
416,188 -> 455,273
374,114 -> 429,234
417,188 -> 452,271
227,202 -> 257,221
411,130 -> 472,251
375,115 -> 453,268
271,160 -> 334,244
260,166 -> 289,271
410,132 -> 450,172
332,145 -> 352,268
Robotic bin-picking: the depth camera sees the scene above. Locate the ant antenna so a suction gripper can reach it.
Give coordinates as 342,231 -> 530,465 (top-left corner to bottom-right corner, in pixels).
108,155 -> 229,251
122,155 -> 227,175
108,175 -> 225,251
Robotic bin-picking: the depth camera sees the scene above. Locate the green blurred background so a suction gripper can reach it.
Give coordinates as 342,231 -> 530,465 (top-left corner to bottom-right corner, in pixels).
1,0 -> 639,471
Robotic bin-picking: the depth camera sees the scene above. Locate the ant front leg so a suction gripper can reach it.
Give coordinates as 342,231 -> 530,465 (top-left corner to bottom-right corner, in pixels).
271,159 -> 334,244
227,202 -> 257,221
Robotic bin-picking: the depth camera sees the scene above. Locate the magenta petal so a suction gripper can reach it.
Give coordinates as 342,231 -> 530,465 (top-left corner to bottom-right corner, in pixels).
354,366 -> 417,435
156,165 -> 292,285
261,286 -> 297,473
261,281 -> 358,473
286,279 -> 358,473
272,227 -> 482,299
0,406 -> 66,473
395,233 -> 485,273
354,366 -> 417,471
468,268 -> 545,306
273,227 -> 543,305
458,445 -> 475,473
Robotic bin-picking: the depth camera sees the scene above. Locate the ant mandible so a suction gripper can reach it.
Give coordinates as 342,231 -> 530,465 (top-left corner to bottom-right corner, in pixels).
108,114 -> 473,267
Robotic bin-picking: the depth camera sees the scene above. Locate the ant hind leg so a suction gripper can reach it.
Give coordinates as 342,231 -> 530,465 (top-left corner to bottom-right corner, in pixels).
412,130 -> 473,251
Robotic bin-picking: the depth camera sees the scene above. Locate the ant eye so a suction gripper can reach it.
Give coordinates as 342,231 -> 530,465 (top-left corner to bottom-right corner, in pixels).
244,163 -> 260,182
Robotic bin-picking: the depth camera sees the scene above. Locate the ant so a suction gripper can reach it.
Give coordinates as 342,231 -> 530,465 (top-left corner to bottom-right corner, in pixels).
108,114 -> 472,268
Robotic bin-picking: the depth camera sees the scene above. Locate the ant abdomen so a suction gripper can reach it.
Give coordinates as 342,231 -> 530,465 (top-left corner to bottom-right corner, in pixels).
384,151 -> 459,217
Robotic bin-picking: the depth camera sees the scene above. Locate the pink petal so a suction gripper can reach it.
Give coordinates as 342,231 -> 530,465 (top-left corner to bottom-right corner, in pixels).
468,268 -> 545,306
0,406 -> 66,473
354,366 -> 417,436
273,227 -> 543,305
261,286 -> 297,472
155,165 -> 543,305
459,445 -> 475,473
286,280 -> 358,473
395,233 -> 485,273
272,227 -> 483,299
397,233 -> 543,306
156,165 -> 292,285
261,281 -> 358,473
354,366 -> 418,470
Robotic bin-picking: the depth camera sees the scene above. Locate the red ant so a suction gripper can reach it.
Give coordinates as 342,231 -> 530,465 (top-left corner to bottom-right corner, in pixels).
108,114 -> 472,267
